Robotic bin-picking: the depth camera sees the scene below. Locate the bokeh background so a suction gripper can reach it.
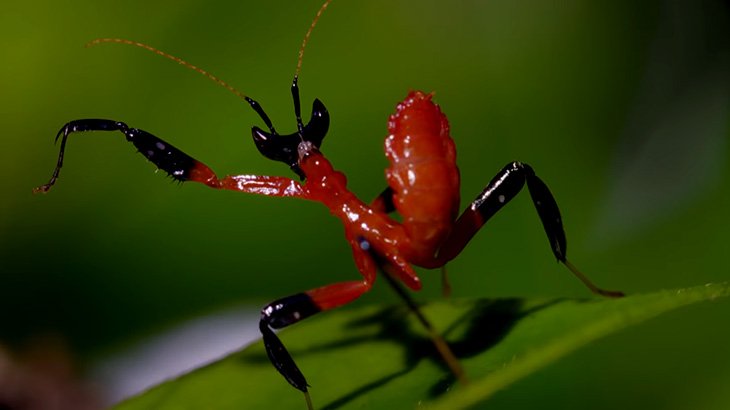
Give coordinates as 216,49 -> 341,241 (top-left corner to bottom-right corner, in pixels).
1,0 -> 728,408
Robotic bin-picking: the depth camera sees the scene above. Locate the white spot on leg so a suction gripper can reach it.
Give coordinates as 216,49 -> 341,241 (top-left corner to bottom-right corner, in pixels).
156,142 -> 166,151
498,194 -> 506,203
293,311 -> 301,320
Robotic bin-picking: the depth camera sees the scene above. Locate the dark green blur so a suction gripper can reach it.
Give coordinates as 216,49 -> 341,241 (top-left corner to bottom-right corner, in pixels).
1,0 -> 728,408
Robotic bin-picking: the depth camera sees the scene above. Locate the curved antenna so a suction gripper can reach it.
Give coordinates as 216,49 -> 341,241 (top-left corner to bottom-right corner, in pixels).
86,1 -> 335,135
295,0 -> 333,79
292,0 -> 333,135
86,38 -> 276,133
87,38 -> 248,102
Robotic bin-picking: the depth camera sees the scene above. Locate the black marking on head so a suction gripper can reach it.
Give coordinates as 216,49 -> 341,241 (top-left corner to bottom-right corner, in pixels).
252,99 -> 329,179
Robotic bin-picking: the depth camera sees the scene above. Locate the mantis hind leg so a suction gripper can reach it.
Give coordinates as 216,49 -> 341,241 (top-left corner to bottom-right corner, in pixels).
436,161 -> 623,298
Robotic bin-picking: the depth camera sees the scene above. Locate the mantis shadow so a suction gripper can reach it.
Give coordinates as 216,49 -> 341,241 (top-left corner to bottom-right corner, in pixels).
247,296 -> 563,409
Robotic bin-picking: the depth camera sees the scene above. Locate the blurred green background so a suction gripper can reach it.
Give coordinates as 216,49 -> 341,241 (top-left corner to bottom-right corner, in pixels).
1,0 -> 728,408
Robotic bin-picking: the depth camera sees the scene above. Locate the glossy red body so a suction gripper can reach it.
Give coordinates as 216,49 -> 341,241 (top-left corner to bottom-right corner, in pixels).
384,91 -> 460,266
189,91 -> 459,308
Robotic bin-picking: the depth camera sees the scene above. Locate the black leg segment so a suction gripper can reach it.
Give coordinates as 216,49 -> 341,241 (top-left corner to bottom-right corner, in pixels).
122,124 -> 198,181
34,119 -> 198,193
524,168 -> 567,261
259,293 -> 321,392
438,161 -> 567,264
436,161 -> 623,298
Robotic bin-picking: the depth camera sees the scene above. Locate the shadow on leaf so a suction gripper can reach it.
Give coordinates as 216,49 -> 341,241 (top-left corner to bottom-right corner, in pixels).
240,297 -> 562,409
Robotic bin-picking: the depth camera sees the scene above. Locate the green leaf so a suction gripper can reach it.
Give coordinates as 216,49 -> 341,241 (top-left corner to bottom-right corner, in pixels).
113,283 -> 729,410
